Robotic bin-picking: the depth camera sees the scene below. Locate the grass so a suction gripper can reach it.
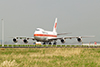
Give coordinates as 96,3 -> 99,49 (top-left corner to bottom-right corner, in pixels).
0,44 -> 100,48
0,48 -> 100,67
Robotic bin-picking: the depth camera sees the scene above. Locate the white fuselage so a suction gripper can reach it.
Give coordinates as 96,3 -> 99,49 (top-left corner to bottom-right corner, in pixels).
34,28 -> 57,42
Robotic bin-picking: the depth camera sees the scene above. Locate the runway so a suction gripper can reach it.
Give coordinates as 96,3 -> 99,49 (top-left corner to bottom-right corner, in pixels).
0,44 -> 100,48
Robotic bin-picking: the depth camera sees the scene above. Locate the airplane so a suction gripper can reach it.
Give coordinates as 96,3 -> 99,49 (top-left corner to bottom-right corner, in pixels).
12,18 -> 94,45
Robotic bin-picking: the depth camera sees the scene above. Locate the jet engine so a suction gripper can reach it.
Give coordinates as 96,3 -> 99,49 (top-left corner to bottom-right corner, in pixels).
77,37 -> 82,42
23,39 -> 28,43
13,38 -> 18,43
61,39 -> 66,43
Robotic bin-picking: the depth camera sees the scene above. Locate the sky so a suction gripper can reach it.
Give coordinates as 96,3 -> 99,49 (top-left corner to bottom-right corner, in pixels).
0,0 -> 100,43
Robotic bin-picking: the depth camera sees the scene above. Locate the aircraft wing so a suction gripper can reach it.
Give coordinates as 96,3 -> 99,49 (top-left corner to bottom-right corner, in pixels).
48,36 -> 95,40
57,32 -> 71,35
11,36 -> 35,40
63,36 -> 95,39
10,36 -> 35,43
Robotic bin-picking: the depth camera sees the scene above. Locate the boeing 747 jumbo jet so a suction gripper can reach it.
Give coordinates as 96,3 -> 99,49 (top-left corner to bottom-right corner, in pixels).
12,18 -> 94,45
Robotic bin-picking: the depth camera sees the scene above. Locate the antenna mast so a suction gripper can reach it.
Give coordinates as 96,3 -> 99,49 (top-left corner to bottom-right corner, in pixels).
1,19 -> 4,47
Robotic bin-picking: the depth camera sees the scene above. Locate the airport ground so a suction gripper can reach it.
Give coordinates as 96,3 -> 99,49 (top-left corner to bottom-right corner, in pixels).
0,44 -> 100,48
0,47 -> 100,67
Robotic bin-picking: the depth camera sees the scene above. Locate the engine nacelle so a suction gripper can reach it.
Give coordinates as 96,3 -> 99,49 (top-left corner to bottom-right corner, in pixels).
61,39 -> 66,43
13,38 -> 18,43
77,38 -> 82,42
23,39 -> 28,43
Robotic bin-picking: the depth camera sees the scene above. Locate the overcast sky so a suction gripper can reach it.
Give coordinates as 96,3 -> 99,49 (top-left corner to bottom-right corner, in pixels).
0,0 -> 100,43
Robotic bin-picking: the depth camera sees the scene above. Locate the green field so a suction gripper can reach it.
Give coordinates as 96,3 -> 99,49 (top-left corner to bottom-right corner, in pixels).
0,48 -> 100,67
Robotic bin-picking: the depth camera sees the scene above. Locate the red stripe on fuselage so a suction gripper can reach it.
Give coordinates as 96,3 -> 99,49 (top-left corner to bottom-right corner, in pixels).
34,34 -> 57,37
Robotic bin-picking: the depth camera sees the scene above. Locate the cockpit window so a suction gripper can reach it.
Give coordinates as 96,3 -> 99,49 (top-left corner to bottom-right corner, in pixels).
36,28 -> 44,31
36,29 -> 40,31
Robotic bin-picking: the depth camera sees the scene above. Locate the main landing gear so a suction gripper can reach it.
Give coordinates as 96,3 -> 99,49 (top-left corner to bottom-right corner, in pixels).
42,42 -> 57,45
53,42 -> 57,45
43,42 -> 46,45
49,42 -> 52,45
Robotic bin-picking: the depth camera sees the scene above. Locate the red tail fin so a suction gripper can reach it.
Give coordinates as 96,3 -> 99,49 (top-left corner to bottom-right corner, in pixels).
53,18 -> 57,33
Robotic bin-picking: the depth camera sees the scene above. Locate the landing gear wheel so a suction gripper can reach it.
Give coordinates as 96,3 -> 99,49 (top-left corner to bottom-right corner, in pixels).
53,42 -> 57,45
49,42 -> 52,45
43,42 -> 46,45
